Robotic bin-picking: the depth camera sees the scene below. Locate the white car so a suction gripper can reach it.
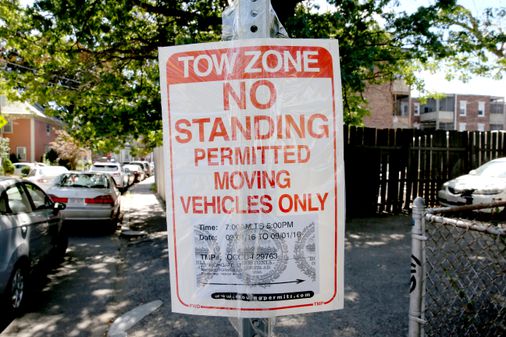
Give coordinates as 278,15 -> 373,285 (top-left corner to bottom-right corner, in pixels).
89,162 -> 129,191
47,172 -> 121,232
130,160 -> 152,177
438,157 -> 506,211
13,162 -> 46,176
25,166 -> 69,190
122,164 -> 145,182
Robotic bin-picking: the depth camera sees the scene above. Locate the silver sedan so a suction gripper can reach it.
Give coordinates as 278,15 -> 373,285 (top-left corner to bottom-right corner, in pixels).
46,172 -> 121,231
438,157 -> 506,212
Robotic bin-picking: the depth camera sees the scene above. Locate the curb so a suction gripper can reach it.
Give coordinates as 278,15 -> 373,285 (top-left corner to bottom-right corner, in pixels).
108,300 -> 163,337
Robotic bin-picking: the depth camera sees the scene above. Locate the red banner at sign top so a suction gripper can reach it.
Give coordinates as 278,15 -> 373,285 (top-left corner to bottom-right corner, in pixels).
166,45 -> 334,85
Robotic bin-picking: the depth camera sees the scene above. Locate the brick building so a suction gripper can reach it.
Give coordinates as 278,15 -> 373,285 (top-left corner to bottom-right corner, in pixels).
412,94 -> 506,131
362,79 -> 411,129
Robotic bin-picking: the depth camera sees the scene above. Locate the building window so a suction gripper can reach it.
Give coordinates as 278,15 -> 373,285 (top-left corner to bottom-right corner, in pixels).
439,96 -> 455,111
46,124 -> 51,134
477,123 -> 485,131
459,123 -> 466,131
16,147 -> 27,161
490,103 -> 504,114
490,124 -> 503,131
401,102 -> 409,116
459,101 -> 467,116
2,120 -> 13,133
478,101 -> 485,117
414,102 -> 420,116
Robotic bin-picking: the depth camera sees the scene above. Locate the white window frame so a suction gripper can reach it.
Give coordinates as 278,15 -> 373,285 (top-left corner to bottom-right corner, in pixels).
16,147 -> 27,161
459,100 -> 467,116
477,123 -> 485,131
2,120 -> 13,133
459,122 -> 466,131
414,102 -> 420,116
478,101 -> 485,117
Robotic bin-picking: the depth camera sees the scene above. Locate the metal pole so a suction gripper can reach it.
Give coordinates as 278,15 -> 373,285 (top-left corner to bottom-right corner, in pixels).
241,317 -> 272,337
237,0 -> 271,39
408,197 -> 427,337
226,1 -> 273,335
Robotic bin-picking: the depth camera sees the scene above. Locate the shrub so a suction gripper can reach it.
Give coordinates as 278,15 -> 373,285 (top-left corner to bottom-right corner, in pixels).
21,166 -> 31,176
2,158 -> 15,175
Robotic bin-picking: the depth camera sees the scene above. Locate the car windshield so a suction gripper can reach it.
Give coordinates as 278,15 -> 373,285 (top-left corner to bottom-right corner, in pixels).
472,161 -> 506,178
57,173 -> 110,188
91,165 -> 119,172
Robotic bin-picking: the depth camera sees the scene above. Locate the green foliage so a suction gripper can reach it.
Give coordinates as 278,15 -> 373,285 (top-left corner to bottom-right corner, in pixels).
20,166 -> 30,176
0,138 -> 10,159
286,0 -> 419,121
2,157 -> 14,175
1,0 -> 223,150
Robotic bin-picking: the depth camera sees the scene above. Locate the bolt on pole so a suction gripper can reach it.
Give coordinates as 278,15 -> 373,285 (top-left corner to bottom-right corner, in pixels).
237,0 -> 271,39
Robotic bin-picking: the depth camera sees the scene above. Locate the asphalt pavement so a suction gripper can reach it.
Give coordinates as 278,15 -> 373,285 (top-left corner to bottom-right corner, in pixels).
113,178 -> 413,337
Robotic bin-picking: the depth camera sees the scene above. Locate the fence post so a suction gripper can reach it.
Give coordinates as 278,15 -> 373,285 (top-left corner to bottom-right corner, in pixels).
409,197 -> 426,337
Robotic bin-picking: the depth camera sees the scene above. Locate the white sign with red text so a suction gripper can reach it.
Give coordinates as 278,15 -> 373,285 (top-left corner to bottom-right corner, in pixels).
158,39 -> 344,317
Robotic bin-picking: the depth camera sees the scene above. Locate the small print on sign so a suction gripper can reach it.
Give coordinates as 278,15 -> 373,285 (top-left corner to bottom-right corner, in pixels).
192,215 -> 319,295
158,38 -> 345,318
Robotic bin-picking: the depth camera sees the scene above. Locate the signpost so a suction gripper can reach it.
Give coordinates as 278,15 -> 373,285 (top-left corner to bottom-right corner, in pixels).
159,38 -> 345,319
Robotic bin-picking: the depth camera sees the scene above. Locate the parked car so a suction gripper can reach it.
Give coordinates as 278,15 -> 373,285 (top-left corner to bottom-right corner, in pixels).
25,166 -> 69,190
46,172 -> 121,231
89,162 -> 129,191
130,160 -> 152,177
438,157 -> 506,211
13,162 -> 46,177
122,166 -> 135,187
0,177 -> 67,314
122,163 -> 145,182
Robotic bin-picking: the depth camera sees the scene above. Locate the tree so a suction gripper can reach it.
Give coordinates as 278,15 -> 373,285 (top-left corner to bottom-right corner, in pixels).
0,0 -> 504,146
389,1 -> 505,84
49,129 -> 89,170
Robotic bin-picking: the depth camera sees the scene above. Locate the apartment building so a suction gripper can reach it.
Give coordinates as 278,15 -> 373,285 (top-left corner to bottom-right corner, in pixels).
412,94 -> 506,131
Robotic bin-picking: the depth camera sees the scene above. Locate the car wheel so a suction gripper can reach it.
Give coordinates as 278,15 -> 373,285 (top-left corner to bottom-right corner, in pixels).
108,210 -> 121,234
6,264 -> 27,315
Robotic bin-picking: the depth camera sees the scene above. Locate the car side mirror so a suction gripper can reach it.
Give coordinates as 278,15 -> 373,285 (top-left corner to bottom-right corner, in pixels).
53,202 -> 66,215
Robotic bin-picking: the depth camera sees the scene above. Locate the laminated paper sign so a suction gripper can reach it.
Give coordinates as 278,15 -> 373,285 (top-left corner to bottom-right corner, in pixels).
158,39 -> 345,317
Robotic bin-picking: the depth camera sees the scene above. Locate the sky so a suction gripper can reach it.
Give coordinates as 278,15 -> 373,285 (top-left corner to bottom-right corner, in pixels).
316,0 -> 506,98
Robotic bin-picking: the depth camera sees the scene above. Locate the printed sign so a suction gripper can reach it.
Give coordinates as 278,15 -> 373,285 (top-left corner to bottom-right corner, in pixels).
159,39 -> 345,317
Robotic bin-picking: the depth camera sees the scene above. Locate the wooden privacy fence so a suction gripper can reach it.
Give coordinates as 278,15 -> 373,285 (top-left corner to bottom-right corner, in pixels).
344,127 -> 506,216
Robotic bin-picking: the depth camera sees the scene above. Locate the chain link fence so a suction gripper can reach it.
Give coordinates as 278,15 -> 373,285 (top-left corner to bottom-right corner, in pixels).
409,199 -> 506,337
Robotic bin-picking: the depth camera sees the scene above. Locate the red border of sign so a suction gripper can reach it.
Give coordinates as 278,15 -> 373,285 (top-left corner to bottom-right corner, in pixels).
165,44 -> 339,313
